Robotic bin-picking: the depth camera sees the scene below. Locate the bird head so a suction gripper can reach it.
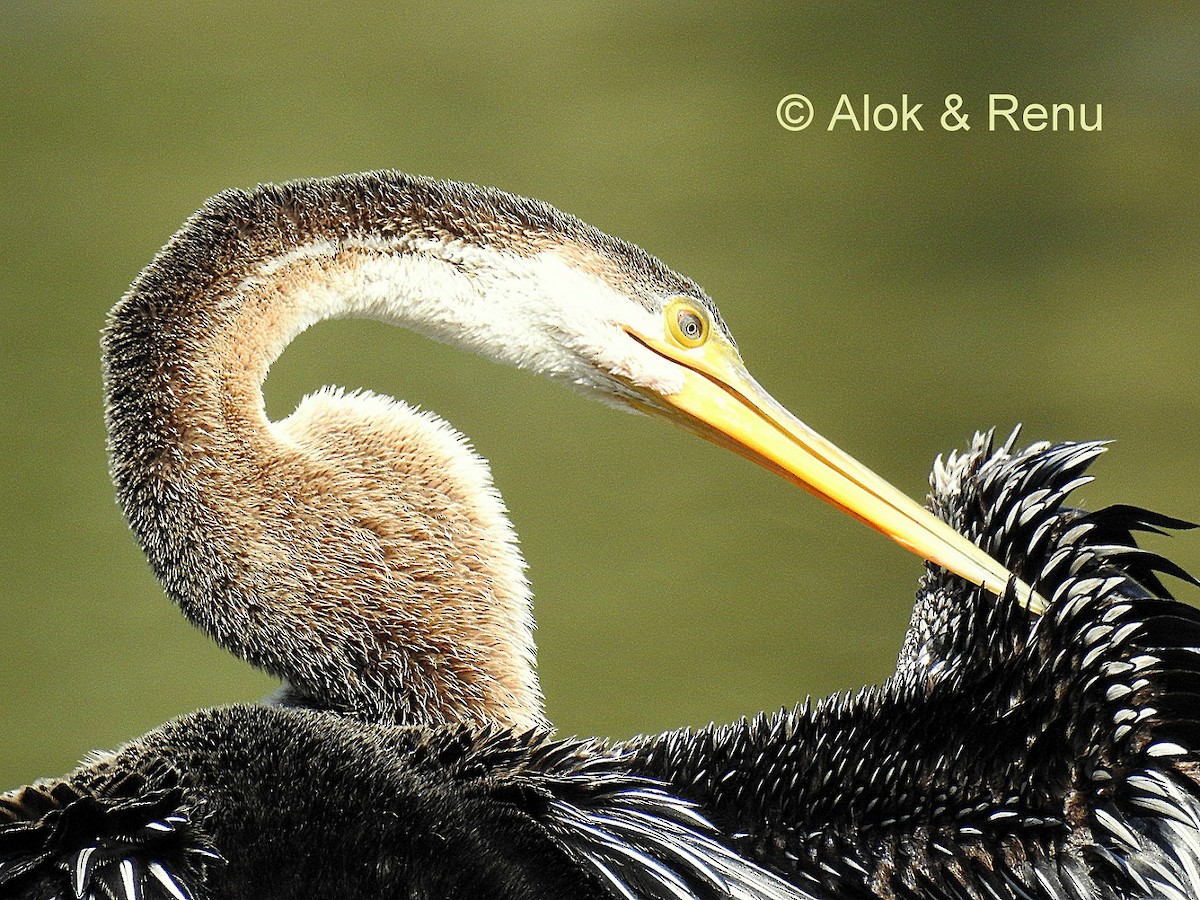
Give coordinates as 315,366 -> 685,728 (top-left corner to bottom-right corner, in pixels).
533,255 -> 1043,612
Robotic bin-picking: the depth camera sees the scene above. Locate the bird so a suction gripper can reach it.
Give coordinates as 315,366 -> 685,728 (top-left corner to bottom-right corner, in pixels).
2,172 -> 1198,899
3,431 -> 1197,900
98,170 -> 1034,731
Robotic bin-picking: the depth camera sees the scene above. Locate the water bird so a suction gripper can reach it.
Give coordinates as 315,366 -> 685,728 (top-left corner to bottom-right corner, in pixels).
109,173 -> 1048,731
5,432 -> 1197,900
2,174 -> 1196,899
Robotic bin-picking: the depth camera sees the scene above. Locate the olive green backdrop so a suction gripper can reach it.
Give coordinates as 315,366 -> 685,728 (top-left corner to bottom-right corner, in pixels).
2,4 -> 1198,789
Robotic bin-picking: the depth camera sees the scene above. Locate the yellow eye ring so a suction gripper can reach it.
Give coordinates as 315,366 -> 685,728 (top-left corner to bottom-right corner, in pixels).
665,298 -> 709,349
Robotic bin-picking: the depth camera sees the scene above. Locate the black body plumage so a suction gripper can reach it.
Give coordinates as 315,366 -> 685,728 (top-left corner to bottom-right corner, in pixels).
628,433 -> 1200,899
0,707 -> 803,900
3,433 -> 1198,899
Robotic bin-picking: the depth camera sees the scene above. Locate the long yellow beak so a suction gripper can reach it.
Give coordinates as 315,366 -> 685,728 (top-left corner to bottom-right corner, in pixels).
625,319 -> 1045,613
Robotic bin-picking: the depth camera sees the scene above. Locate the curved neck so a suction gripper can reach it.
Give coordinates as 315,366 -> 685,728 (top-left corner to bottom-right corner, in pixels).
102,175 -> 584,730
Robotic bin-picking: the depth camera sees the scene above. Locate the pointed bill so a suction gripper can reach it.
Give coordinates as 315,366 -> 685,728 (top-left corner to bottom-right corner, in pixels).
625,325 -> 1045,614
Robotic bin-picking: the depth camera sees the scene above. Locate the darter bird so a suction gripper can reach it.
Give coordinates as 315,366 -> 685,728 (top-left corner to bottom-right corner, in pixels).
2,174 -> 1196,900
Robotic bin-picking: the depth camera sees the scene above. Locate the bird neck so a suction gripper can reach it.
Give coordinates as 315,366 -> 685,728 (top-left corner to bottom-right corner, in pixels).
103,176 -> 558,730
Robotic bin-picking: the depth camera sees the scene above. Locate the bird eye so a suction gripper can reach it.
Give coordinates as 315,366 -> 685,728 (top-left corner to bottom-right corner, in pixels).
666,299 -> 709,349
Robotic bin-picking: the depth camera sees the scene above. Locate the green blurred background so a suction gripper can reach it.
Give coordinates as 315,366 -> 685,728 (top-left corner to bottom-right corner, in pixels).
2,3 -> 1198,789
